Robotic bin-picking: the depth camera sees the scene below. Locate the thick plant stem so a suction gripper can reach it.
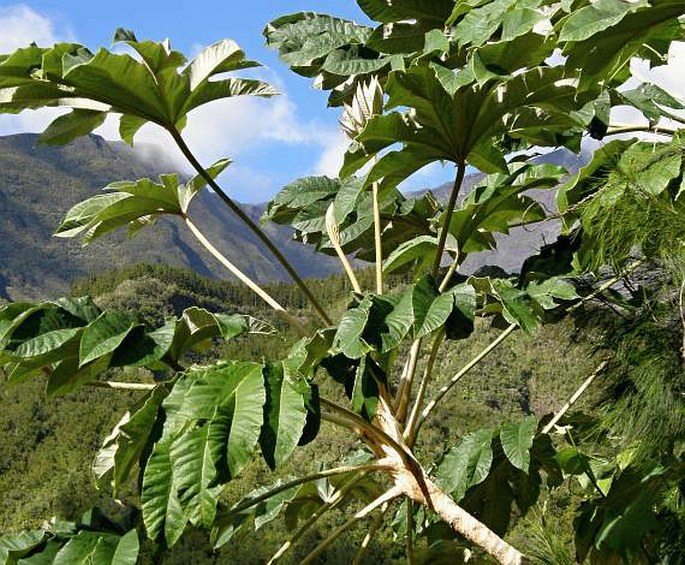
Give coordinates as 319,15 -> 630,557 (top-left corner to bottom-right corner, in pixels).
394,339 -> 422,422
268,472 -> 366,564
431,161 -> 466,275
542,361 -> 607,434
227,465 -> 385,516
300,487 -> 403,565
168,127 -> 332,325
372,181 -> 383,294
400,472 -> 529,565
404,329 -> 445,445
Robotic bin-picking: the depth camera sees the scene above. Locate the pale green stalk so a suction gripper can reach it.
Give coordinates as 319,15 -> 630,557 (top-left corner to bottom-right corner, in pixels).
416,260 -> 646,435
167,127 -> 332,325
404,328 -> 445,445
227,465 -> 385,516
267,472 -> 366,564
185,217 -> 307,336
372,179 -> 383,294
300,487 -> 403,565
394,339 -> 423,422
325,204 -> 363,294
416,324 -> 517,434
541,361 -> 608,434
86,381 -> 156,391
396,162 -> 465,423
606,124 -> 678,137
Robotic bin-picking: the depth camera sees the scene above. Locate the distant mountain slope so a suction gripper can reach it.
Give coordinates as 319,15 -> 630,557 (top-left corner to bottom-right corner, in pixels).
0,134 -> 340,300
421,149 -> 585,273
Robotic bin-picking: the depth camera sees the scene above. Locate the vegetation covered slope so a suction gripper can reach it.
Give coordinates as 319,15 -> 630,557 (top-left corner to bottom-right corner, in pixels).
0,134 -> 340,300
0,265 -> 598,562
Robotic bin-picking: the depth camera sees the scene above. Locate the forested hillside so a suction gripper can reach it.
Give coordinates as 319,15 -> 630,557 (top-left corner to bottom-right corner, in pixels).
0,264 -> 601,563
0,134 -> 340,300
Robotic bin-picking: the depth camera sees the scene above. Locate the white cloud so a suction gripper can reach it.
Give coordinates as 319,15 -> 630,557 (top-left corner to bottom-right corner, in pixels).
315,132 -> 349,177
0,4 -> 67,51
0,5 -> 76,136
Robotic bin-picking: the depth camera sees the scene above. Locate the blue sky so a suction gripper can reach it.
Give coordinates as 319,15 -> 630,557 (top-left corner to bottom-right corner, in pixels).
2,3 -> 684,202
0,2 -> 454,202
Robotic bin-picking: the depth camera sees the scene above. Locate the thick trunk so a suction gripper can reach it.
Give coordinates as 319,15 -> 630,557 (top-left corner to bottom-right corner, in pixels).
372,395 -> 529,563
397,470 -> 530,565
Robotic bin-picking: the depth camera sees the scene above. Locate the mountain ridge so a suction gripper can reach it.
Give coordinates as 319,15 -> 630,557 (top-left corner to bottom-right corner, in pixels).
0,133 -> 581,300
0,133 -> 340,300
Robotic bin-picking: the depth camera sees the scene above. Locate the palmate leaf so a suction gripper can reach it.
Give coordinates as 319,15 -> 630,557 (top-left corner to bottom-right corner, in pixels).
140,359 -> 317,545
0,299 -> 275,395
343,64 -> 584,188
561,0 -> 685,88
0,30 -> 276,144
259,362 -> 310,470
55,163 -> 231,244
265,175 -> 439,263
448,163 -> 565,254
39,109 -> 108,145
469,275 -> 570,334
332,277 -> 477,373
0,524 -> 139,565
264,12 -> 388,107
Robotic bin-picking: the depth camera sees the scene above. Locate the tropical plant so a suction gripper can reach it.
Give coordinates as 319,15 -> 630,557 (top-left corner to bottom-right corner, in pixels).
1,0 -> 685,563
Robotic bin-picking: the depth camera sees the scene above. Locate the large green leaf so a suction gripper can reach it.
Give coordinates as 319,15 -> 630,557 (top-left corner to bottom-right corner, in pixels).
94,384 -> 171,495
141,437 -> 187,546
333,296 -> 374,359
618,82 -> 685,124
55,177 -> 184,243
356,0 -> 455,25
0,527 -> 138,565
434,428 -> 495,502
499,416 -> 537,473
259,362 -> 309,470
559,0 -> 649,43
266,175 -> 439,263
0,31 -> 275,142
562,0 -> 685,88
79,312 -> 137,367
141,362 -> 266,545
